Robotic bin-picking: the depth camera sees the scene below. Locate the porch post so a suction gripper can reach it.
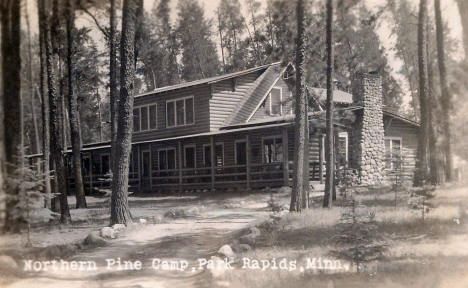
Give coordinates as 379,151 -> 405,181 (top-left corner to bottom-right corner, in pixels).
282,127 -> 289,186
137,145 -> 141,192
210,136 -> 215,191
178,141 -> 183,193
89,152 -> 93,192
319,133 -> 324,184
246,134 -> 251,190
149,145 -> 153,192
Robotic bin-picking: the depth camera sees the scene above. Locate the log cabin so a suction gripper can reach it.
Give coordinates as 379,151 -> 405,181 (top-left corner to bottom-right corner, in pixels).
38,62 -> 421,193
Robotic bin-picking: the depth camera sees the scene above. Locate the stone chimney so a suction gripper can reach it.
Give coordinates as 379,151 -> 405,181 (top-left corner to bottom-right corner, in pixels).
349,72 -> 385,185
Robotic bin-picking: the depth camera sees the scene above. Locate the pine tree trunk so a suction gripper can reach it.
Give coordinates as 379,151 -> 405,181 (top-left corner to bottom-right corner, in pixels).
1,0 -> 22,232
110,0 -> 118,173
323,0 -> 334,208
38,0 -> 52,208
66,0 -> 87,208
426,20 -> 439,185
49,0 -> 71,223
217,8 -> 226,72
26,8 -> 41,159
415,0 -> 429,187
290,0 -> 306,213
435,0 -> 453,181
110,0 -> 138,225
456,0 -> 468,60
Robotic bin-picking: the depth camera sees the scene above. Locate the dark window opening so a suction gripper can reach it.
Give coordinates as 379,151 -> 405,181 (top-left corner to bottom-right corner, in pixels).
101,154 -> 110,175
236,141 -> 247,165
263,137 -> 283,163
184,146 -> 196,168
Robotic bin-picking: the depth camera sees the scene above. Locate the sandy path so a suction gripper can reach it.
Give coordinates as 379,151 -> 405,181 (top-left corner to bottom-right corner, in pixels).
5,205 -> 270,288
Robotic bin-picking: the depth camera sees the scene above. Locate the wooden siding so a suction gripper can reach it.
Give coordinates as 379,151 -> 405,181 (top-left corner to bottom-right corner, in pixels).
384,115 -> 418,182
132,85 -> 211,142
250,78 -> 293,122
209,73 -> 260,130
228,65 -> 283,125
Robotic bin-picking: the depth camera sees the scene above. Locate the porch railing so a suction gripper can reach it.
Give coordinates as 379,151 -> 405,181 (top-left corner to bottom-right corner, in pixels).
68,161 -> 329,193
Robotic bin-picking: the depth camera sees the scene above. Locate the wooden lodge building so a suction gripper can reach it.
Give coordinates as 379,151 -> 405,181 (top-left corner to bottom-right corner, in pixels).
53,62 -> 420,193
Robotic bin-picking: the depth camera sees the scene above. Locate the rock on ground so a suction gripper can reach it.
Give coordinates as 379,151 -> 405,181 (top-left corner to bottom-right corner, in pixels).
218,244 -> 234,258
83,232 -> 108,247
112,224 -> 126,232
100,227 -> 116,239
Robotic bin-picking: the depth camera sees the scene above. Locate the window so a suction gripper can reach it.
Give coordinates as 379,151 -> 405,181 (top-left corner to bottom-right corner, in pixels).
133,108 -> 140,132
269,87 -> 282,116
158,148 -> 176,170
149,105 -> 157,129
337,132 -> 348,166
141,150 -> 151,178
166,96 -> 194,127
100,154 -> 110,175
133,104 -> 157,132
184,145 -> 196,168
129,152 -> 136,174
263,136 -> 283,163
385,137 -> 402,170
235,140 -> 247,165
203,143 -> 224,167
82,154 -> 91,176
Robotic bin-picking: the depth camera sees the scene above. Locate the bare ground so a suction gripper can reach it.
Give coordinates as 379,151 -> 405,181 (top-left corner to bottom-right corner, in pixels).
1,183 -> 468,288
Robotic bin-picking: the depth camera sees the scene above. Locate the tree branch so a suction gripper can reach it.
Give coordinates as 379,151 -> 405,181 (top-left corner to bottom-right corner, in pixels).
77,3 -> 109,40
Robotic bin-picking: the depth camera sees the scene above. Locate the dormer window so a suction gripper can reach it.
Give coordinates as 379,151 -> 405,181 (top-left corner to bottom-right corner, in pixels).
133,104 -> 157,132
269,87 -> 282,116
166,96 -> 194,128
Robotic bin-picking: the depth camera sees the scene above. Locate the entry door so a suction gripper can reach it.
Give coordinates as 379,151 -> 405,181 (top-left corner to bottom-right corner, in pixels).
141,150 -> 151,190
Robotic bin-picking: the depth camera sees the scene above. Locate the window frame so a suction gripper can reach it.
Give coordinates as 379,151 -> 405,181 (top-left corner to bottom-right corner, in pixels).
202,142 -> 224,167
183,144 -> 196,168
234,139 -> 247,165
100,153 -> 110,175
141,149 -> 152,178
133,103 -> 158,133
166,96 -> 195,128
338,131 -> 349,165
269,87 -> 283,116
157,147 -> 177,171
262,135 -> 283,164
384,136 -> 403,170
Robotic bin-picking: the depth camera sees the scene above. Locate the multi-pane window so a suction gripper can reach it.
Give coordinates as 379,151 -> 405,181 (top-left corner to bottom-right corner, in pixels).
337,132 -> 348,166
263,136 -> 283,163
269,87 -> 283,116
203,143 -> 224,167
133,104 -> 157,132
166,96 -> 195,128
385,138 -> 402,170
158,148 -> 176,170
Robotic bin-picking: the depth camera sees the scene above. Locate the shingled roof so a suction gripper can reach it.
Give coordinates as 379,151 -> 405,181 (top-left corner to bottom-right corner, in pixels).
135,62 -> 280,98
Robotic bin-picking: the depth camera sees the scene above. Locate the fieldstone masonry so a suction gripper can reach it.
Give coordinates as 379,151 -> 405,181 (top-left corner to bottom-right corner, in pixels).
350,72 -> 385,185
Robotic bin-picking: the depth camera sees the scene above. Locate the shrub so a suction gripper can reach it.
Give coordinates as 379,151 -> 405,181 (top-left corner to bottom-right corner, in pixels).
331,198 -> 387,272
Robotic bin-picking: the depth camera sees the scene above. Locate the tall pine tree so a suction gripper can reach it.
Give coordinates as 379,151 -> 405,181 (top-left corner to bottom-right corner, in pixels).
176,0 -> 219,81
